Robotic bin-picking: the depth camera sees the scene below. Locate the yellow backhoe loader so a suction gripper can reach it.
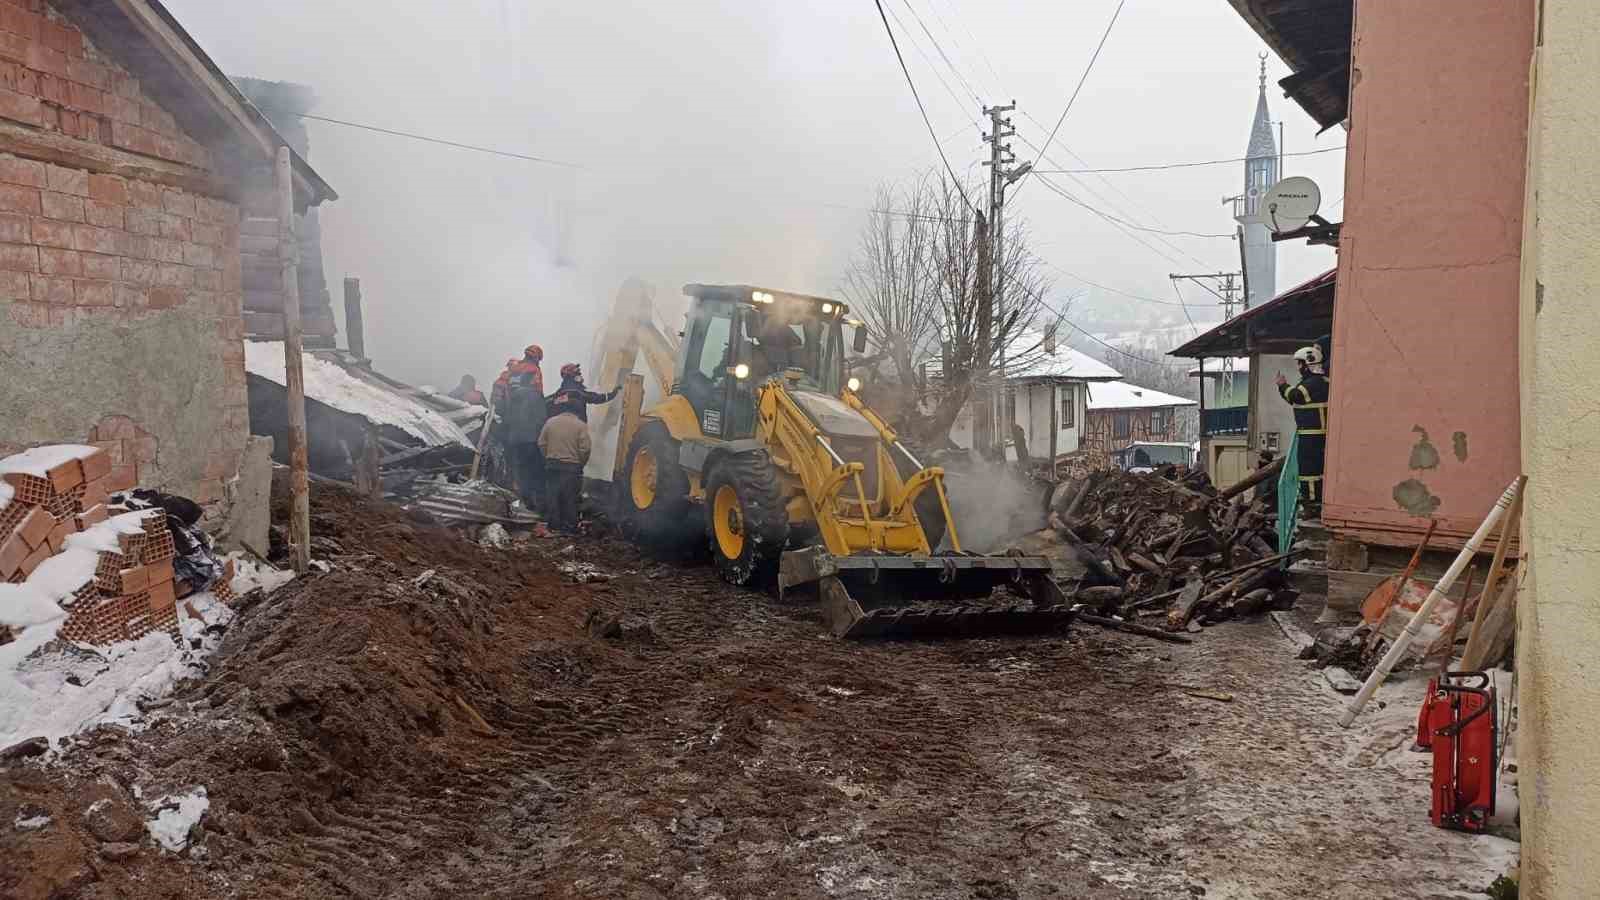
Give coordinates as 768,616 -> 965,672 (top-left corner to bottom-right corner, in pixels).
601,282 -> 1073,639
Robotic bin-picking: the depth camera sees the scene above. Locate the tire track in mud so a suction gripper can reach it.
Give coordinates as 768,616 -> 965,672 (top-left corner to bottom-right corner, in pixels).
5,486 -> 1514,900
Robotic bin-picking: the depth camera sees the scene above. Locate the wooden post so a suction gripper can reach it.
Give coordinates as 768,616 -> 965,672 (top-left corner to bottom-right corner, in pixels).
276,146 -> 311,574
343,277 -> 365,361
1048,384 -> 1059,481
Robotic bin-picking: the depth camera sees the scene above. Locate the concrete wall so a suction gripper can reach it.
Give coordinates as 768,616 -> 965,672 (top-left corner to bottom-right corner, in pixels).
951,381 -> 1085,460
1017,382 -> 1082,459
1249,352 -> 1298,453
1517,1 -> 1600,894
0,3 -> 248,504
1324,0 -> 1533,547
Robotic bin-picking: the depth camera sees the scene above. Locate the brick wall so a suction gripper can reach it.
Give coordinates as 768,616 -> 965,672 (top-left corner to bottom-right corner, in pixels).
0,0 -> 251,507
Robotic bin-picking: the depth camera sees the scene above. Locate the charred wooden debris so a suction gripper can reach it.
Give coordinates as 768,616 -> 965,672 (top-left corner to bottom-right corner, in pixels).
1014,458 -> 1300,635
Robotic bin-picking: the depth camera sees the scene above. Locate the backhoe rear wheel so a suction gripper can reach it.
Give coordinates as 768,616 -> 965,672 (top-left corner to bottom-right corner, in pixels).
621,421 -> 692,547
704,452 -> 790,586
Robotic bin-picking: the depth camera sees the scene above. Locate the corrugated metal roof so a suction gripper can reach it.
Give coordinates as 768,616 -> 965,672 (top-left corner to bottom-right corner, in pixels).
1168,268 -> 1336,359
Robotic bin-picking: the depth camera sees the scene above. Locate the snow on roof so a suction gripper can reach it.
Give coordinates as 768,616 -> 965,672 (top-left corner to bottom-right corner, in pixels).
1189,357 -> 1251,377
1011,334 -> 1122,381
0,444 -> 99,479
1087,380 -> 1198,410
245,342 -> 471,448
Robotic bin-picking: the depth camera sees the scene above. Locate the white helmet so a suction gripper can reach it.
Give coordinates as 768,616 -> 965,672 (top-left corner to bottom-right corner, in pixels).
1293,345 -> 1324,367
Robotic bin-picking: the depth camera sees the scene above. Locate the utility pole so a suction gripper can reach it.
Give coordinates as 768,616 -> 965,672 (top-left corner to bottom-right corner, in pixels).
982,102 -> 1031,458
1170,272 -> 1245,321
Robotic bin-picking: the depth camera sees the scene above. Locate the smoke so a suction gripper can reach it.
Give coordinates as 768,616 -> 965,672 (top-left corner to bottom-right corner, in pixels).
162,0 -> 1346,403
940,456 -> 1049,553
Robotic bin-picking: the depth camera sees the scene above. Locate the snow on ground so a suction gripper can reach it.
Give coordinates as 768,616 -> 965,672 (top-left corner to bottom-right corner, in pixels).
228,554 -> 295,595
146,787 -> 209,852
0,480 -> 13,512
245,341 -> 471,447
0,512 -> 285,752
0,597 -> 228,751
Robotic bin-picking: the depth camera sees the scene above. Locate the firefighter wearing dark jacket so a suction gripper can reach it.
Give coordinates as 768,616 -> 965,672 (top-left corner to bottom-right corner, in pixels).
1275,345 -> 1330,505
503,344 -> 548,511
547,363 -> 619,424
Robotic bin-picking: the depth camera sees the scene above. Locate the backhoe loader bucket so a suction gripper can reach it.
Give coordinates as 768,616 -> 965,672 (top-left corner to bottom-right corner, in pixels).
778,546 -> 1077,639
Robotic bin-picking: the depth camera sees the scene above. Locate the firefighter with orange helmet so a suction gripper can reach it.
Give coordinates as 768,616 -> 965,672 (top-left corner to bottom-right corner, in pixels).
500,344 -> 549,511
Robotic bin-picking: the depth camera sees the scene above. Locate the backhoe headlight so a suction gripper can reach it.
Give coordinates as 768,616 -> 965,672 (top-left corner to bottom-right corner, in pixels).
752,291 -> 774,304
846,376 -> 861,392
821,302 -> 834,314
734,363 -> 750,379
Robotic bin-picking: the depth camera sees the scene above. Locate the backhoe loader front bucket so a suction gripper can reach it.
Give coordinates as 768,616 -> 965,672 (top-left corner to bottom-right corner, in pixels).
778,546 -> 1076,639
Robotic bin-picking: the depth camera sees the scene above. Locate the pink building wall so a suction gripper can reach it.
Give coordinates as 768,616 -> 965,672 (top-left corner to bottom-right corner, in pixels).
1323,0 -> 1533,548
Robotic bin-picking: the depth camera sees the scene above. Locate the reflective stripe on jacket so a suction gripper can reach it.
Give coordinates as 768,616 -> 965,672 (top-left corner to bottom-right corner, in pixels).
1279,372 -> 1330,435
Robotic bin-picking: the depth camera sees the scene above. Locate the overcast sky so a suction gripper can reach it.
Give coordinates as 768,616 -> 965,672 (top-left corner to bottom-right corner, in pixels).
164,0 -> 1344,389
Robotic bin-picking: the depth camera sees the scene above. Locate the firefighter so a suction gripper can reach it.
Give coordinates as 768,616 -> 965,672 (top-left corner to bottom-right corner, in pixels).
503,345 -> 548,511
448,374 -> 485,406
1274,345 -> 1330,507
538,391 -> 591,534
547,363 -> 619,423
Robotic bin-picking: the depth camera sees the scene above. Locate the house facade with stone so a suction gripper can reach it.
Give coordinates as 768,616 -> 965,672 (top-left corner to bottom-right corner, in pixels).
0,0 -> 333,511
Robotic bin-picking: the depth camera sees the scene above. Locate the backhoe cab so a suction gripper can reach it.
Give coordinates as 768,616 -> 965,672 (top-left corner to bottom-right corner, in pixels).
612,283 -> 1071,639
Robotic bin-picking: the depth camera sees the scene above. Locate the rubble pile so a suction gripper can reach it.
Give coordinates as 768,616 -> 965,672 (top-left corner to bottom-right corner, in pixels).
1029,462 -> 1297,632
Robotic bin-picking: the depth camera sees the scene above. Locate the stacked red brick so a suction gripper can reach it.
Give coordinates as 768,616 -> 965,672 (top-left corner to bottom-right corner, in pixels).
0,443 -> 179,645
67,506 -> 178,643
0,442 -> 116,582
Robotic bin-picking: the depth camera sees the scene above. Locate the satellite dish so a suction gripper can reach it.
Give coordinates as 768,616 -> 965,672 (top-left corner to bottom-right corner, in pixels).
1263,176 -> 1322,232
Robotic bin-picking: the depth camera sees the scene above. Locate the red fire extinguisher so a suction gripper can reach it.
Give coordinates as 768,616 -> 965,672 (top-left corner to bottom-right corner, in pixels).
1415,671 -> 1498,833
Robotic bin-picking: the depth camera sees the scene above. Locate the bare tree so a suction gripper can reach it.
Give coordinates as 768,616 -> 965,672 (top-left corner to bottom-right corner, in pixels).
918,176 -> 1064,448
839,178 -> 942,390
839,171 -> 1068,448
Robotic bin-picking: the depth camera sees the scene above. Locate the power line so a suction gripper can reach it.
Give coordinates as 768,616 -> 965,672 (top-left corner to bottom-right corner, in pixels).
1013,128 -> 1224,268
883,1 -> 976,127
1034,145 -> 1346,174
873,0 -> 977,212
1170,279 -> 1200,338
1034,175 -> 1235,238
267,110 -> 585,169
899,0 -> 982,105
1005,274 -> 1194,370
1012,0 -> 1127,200
1031,175 -> 1193,268
1042,260 -> 1222,308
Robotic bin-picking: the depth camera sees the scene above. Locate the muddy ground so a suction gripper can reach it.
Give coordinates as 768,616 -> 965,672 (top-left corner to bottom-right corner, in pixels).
2,485 -> 1511,899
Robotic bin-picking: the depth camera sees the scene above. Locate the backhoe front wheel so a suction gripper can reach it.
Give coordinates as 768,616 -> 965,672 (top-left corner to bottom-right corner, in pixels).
704,452 -> 790,586
621,421 -> 692,547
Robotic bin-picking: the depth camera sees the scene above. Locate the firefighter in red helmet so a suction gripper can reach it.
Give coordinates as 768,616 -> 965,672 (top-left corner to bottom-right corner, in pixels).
547,362 -> 619,424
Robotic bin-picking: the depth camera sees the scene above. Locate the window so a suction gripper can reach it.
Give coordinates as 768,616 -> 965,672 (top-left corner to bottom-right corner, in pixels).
695,314 -> 733,381
1113,412 -> 1131,440
1150,408 -> 1167,436
1060,386 -> 1074,428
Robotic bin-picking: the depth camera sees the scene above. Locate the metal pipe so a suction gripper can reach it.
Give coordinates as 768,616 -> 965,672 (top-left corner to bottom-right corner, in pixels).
817,434 -> 846,467
1338,476 -> 1523,727
893,440 -> 923,471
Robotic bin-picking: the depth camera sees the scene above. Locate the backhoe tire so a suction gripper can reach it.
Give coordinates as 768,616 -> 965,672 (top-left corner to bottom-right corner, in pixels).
621,421 -> 693,548
704,452 -> 790,587
893,443 -> 948,551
